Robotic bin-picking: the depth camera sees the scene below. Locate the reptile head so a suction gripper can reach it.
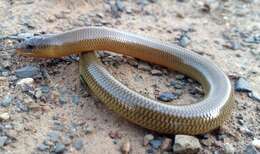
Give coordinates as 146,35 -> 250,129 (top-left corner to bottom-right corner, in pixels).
16,36 -> 56,57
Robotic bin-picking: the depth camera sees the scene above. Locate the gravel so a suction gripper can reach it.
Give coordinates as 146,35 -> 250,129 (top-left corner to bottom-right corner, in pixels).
15,66 -> 41,79
53,142 -> 65,153
144,134 -> 154,146
138,62 -> 152,71
158,92 -> 178,102
37,143 -> 49,151
178,33 -> 191,47
0,136 -> 8,147
15,100 -> 29,112
223,143 -> 235,154
149,139 -> 162,149
0,95 -> 13,107
173,135 -> 202,154
244,144 -> 259,154
235,78 -> 252,92
252,139 -> 260,150
73,138 -> 84,151
47,131 -> 61,143
248,92 -> 260,102
0,113 -> 10,121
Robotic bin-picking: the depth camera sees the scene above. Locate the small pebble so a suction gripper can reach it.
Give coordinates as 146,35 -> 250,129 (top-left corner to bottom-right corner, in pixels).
158,92 -> 177,102
173,135 -> 202,154
37,143 -> 49,151
40,85 -> 50,93
53,143 -> 65,153
0,136 -> 8,147
160,138 -> 172,151
73,138 -> 84,151
178,34 -> 191,47
0,95 -> 13,107
16,100 -> 29,112
47,131 -> 61,142
0,112 -> 10,121
16,78 -> 34,90
127,58 -> 138,67
175,74 -> 185,80
115,0 -> 125,12
15,66 -> 41,78
71,95 -> 80,105
121,139 -> 131,154
244,144 -> 259,154
144,134 -> 154,146
151,69 -> 163,76
84,125 -> 94,134
248,92 -> 260,102
138,62 -> 152,71
170,80 -> 185,89
252,139 -> 260,150
235,78 -> 251,92
225,41 -> 241,50
150,139 -> 162,149
59,95 -> 67,104
223,143 -> 235,154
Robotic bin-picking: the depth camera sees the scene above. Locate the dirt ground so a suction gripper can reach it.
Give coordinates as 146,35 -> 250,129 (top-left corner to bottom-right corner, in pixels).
0,0 -> 259,154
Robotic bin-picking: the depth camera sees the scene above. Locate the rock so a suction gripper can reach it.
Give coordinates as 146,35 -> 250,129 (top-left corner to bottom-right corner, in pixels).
239,127 -> 254,137
121,139 -> 131,154
127,58 -> 138,67
115,0 -> 125,12
160,138 -> 172,151
84,125 -> 94,134
35,88 -> 43,99
252,139 -> 260,150
173,135 -> 202,154
73,138 -> 84,151
248,92 -> 260,102
144,134 -> 154,146
170,80 -> 185,89
146,147 -> 156,154
37,143 -> 49,151
0,136 -> 8,147
175,74 -> 185,80
0,77 -> 8,87
150,139 -> 162,149
0,95 -> 13,107
16,78 -> 34,91
61,136 -> 71,145
47,131 -> 61,142
59,95 -> 67,104
244,144 -> 259,154
40,85 -> 50,93
17,33 -> 34,39
16,100 -> 29,112
235,78 -> 251,92
0,113 -> 10,121
15,66 -> 41,78
71,95 -> 80,105
223,143 -> 235,154
174,89 -> 183,96
53,143 -> 65,153
158,92 -> 177,102
178,34 -> 191,47
138,62 -> 152,71
244,35 -> 260,44
151,69 -> 163,76
225,41 -> 241,50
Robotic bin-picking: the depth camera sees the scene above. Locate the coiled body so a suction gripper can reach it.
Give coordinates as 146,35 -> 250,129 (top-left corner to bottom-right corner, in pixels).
17,27 -> 234,134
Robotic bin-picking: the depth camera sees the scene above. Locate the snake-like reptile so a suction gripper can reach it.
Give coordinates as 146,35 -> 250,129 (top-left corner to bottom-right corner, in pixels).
16,27 -> 234,135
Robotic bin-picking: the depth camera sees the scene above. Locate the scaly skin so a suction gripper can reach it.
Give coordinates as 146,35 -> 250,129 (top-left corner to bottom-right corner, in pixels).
16,27 -> 234,134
